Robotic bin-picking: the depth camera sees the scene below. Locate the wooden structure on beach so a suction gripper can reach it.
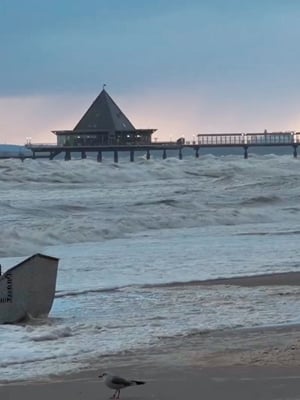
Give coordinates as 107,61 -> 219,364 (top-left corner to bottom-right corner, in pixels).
0,253 -> 58,324
52,88 -> 156,146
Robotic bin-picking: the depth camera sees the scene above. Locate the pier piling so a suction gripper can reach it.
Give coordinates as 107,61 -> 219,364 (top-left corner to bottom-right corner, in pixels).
65,150 -> 71,161
114,150 -> 118,163
293,145 -> 298,158
130,150 -> 134,162
97,151 -> 102,162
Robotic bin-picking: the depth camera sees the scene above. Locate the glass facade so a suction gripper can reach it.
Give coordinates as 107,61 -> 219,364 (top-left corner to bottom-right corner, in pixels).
55,130 -> 153,146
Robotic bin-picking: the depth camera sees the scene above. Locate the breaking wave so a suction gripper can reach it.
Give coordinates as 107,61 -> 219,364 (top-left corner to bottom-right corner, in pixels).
1,155 -> 300,257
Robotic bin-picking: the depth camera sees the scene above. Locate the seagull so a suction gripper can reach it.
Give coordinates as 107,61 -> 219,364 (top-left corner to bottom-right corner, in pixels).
98,372 -> 145,399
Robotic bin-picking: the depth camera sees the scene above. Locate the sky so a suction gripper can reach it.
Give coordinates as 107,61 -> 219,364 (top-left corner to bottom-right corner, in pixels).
1,0 -> 300,144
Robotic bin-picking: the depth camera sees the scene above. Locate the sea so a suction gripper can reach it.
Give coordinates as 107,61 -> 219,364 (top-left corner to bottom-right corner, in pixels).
1,148 -> 300,382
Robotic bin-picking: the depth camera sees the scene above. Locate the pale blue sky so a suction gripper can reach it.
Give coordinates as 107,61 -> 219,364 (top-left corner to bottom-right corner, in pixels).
1,0 -> 300,143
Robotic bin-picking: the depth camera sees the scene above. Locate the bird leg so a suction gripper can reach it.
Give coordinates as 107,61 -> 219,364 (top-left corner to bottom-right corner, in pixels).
110,389 -> 120,399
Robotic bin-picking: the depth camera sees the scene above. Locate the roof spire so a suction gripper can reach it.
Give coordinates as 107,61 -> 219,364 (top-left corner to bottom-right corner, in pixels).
102,83 -> 107,90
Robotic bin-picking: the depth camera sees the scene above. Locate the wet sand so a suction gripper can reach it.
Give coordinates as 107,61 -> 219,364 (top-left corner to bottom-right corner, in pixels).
167,270 -> 300,287
2,322 -> 300,399
2,271 -> 300,399
2,359 -> 300,400
1,365 -> 300,400
199,270 -> 300,287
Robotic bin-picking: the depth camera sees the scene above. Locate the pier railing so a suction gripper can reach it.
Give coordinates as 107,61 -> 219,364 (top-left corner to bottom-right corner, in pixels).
197,131 -> 298,146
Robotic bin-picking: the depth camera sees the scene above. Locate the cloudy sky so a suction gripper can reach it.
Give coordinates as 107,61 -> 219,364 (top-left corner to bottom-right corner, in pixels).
1,0 -> 300,144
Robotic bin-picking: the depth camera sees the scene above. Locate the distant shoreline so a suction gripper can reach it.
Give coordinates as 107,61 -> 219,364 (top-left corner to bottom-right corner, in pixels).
142,270 -> 300,289
191,270 -> 300,287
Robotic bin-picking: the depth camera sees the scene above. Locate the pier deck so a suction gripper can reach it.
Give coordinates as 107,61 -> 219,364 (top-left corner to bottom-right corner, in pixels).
11,131 -> 300,161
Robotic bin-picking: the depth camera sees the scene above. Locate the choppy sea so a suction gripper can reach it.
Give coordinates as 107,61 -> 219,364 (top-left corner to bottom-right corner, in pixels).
1,151 -> 300,382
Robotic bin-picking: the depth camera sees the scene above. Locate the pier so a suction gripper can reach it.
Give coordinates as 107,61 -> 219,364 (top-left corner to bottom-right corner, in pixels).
3,89 -> 300,161
15,89 -> 300,162
24,131 -> 300,161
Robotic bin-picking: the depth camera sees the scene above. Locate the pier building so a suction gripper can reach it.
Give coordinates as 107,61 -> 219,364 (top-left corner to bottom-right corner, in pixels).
52,88 -> 156,146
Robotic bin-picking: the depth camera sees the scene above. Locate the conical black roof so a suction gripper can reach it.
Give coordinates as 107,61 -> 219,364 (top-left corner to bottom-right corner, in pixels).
74,89 -> 135,132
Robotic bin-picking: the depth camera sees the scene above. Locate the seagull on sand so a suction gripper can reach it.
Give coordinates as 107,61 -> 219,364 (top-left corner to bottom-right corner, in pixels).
98,372 -> 145,399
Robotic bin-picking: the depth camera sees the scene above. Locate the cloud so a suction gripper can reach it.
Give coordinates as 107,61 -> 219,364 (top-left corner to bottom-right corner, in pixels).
1,85 -> 299,146
0,88 -> 213,144
0,91 -> 201,144
2,0 -> 300,98
0,94 -> 86,144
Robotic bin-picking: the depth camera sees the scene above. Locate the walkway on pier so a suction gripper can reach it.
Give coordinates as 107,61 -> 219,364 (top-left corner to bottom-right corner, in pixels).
21,131 -> 300,161
196,131 -> 299,158
197,131 -> 299,146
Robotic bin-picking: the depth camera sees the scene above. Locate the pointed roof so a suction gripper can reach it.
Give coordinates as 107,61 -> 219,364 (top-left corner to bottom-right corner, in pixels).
74,89 -> 136,132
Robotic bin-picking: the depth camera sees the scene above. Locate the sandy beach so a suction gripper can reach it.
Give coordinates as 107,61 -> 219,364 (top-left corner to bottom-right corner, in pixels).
2,272 -> 300,399
2,363 -> 300,400
1,327 -> 300,400
2,324 -> 300,400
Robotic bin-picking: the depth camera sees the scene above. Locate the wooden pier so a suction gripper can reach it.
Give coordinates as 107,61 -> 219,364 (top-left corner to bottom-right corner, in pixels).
20,131 -> 300,161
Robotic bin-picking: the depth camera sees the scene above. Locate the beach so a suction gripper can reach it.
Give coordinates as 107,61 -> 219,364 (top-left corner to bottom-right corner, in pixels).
2,272 -> 300,399
1,156 -> 300,396
2,323 -> 300,399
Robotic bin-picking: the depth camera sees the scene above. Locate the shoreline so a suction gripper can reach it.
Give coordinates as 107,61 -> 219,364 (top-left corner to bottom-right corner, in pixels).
1,323 -> 300,399
2,322 -> 300,382
152,270 -> 300,288
2,270 -> 300,398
